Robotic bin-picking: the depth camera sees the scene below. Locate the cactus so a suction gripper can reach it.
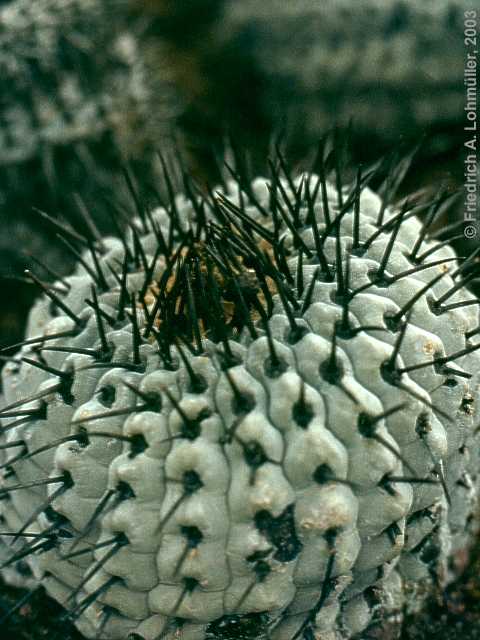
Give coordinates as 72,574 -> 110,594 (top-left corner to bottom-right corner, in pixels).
0,0 -> 174,168
134,0 -> 469,159
1,148 -> 479,640
0,0 -> 177,284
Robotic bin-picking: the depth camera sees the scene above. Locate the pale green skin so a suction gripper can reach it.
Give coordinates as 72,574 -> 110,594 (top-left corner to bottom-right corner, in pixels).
1,177 -> 479,640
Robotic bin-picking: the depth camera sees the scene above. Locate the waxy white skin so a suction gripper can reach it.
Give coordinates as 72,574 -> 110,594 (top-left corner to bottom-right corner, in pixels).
1,177 -> 479,640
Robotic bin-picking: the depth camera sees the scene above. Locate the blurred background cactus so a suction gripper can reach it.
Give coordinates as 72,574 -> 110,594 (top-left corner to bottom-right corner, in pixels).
132,0 -> 469,160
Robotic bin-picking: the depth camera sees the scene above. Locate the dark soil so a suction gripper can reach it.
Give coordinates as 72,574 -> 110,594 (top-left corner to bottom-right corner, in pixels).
400,540 -> 480,640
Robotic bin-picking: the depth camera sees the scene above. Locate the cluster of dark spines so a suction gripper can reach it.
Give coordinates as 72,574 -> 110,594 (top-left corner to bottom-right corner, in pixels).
0,142 -> 478,640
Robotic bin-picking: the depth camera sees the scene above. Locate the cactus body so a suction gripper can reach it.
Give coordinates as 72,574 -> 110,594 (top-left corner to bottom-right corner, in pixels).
1,163 -> 479,640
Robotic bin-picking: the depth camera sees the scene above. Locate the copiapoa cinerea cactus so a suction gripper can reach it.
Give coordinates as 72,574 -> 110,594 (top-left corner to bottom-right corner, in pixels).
0,147 -> 479,640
